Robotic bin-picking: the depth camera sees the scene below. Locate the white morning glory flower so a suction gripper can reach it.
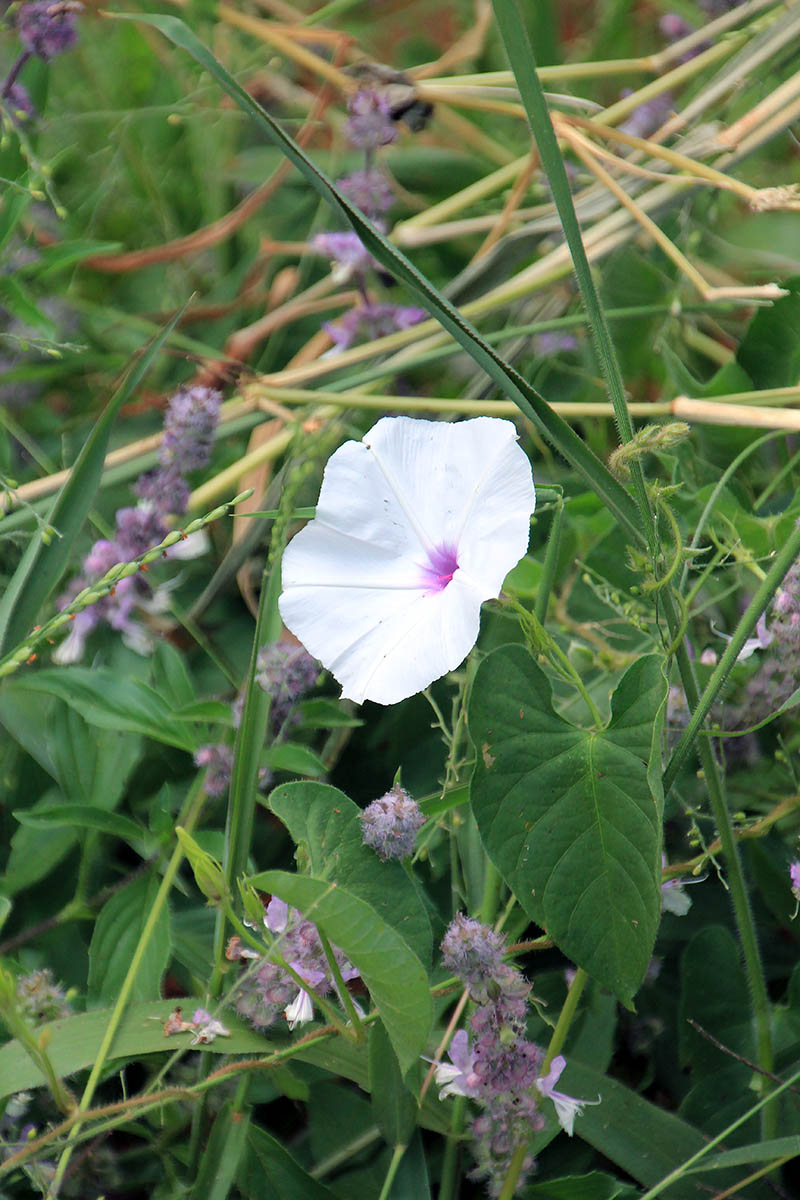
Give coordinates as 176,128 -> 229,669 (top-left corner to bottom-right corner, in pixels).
278,416 -> 536,705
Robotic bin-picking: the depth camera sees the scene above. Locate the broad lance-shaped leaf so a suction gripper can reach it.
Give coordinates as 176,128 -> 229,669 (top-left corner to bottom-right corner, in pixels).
269,782 -> 432,966
114,11 -> 643,548
249,870 -> 432,1079
468,648 -> 666,1003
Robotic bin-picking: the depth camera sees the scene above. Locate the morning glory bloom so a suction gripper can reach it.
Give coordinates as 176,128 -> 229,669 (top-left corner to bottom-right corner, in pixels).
535,1055 -> 600,1136
279,416 -> 536,705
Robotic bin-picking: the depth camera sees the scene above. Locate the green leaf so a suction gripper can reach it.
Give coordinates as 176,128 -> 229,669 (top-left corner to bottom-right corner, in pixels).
369,1020 -> 417,1148
679,926 -> 754,1076
0,305 -> 184,656
560,1060 -> 750,1197
738,276 -> 800,388
468,647 -> 666,1002
115,11 -> 643,547
268,782 -> 432,966
525,1173 -> 637,1200
248,869 -> 432,1078
689,1136 -> 800,1171
48,702 -> 141,809
239,1126 -> 338,1200
263,742 -> 328,777
18,668 -> 201,751
88,873 -> 171,1006
296,698 -> 363,730
189,1099 -> 251,1200
13,804 -> 149,851
0,999 -> 279,1101
3,788 -> 78,896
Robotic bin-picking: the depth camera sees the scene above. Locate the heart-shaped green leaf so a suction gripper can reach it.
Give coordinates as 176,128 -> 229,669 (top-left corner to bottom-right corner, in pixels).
468,647 -> 666,1003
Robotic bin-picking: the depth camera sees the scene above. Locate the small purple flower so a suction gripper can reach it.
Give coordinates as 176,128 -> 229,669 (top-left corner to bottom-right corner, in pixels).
535,1055 -> 600,1136
337,168 -> 394,215
661,853 -> 694,916
533,331 -> 578,357
190,1008 -> 230,1044
194,744 -> 234,797
360,785 -> 425,861
344,88 -> 397,151
17,1 -> 81,60
790,861 -> 800,901
433,1029 -> 482,1099
160,385 -> 221,474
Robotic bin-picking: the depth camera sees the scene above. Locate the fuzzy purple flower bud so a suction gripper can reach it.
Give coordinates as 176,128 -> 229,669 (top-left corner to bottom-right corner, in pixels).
194,744 -> 234,797
619,91 -> 674,139
336,167 -> 394,215
441,914 -> 508,996
360,785 -> 425,861
17,1 -> 80,60
344,88 -> 397,151
659,13 -> 694,42
134,466 -> 191,517
255,641 -> 320,729
324,302 -> 425,350
312,230 -> 376,282
114,504 -> 167,559
16,968 -> 72,1024
2,82 -> 34,123
533,331 -> 578,357
159,386 -> 221,474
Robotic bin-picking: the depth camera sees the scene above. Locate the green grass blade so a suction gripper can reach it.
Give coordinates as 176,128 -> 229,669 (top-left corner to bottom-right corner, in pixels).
0,304 -> 186,655
111,11 -> 643,546
490,0 -> 653,546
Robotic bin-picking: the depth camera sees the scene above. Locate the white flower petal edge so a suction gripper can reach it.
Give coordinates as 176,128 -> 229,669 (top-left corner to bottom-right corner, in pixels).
279,416 -> 535,705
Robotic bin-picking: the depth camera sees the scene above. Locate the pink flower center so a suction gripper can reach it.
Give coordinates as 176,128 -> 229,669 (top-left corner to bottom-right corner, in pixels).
420,543 -> 459,592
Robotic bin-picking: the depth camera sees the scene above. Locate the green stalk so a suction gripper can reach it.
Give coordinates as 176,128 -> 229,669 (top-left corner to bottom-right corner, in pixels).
376,1145 -> 407,1200
49,779 -> 207,1194
535,490 -> 563,624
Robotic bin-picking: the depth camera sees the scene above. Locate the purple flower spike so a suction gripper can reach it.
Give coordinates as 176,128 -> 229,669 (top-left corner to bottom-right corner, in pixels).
160,385 -> 221,474
17,1 -> 81,60
360,784 -> 426,861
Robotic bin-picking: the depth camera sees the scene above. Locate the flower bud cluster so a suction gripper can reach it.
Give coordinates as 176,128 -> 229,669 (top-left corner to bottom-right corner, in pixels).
17,2 -> 81,60
54,386 -> 221,664
437,916 -> 597,1195
360,784 -> 425,861
229,897 -> 360,1031
15,968 -> 72,1024
439,916 -> 544,1195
